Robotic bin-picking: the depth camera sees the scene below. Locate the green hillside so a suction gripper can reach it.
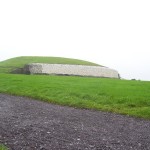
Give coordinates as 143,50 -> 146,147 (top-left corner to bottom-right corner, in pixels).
0,56 -> 100,73
0,56 -> 150,119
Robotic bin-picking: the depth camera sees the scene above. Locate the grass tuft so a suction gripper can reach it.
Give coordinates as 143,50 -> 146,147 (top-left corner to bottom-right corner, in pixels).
0,144 -> 8,150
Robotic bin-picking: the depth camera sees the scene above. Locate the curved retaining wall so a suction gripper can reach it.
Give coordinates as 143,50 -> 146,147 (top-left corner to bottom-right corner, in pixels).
24,63 -> 119,78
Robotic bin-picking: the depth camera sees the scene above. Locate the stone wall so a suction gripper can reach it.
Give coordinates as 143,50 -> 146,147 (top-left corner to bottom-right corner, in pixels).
23,63 -> 119,78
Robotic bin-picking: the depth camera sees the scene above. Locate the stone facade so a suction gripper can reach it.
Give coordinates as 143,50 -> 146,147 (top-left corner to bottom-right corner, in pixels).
23,63 -> 119,78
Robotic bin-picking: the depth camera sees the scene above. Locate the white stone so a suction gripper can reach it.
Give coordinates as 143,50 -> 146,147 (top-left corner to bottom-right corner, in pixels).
24,63 -> 119,78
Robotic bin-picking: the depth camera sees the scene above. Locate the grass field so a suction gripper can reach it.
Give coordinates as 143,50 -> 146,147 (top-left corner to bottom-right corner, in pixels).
0,56 -> 99,73
0,73 -> 150,119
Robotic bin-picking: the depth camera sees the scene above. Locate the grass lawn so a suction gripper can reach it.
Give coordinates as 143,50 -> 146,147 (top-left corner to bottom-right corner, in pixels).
0,56 -> 99,73
0,73 -> 150,119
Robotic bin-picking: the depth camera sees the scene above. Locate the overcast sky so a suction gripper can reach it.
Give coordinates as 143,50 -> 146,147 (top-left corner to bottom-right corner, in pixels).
0,0 -> 150,81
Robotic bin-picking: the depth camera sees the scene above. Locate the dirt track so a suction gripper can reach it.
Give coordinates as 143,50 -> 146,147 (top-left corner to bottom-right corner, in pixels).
0,94 -> 150,150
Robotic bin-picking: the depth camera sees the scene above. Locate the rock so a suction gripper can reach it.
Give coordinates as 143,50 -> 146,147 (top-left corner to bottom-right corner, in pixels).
23,63 -> 120,78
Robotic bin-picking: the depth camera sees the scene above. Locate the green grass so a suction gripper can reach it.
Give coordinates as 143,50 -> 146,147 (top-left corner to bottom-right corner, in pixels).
0,56 -> 100,73
0,73 -> 150,119
0,144 -> 8,150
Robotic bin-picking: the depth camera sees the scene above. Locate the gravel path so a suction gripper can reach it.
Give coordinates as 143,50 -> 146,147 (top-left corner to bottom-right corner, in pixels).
0,94 -> 150,150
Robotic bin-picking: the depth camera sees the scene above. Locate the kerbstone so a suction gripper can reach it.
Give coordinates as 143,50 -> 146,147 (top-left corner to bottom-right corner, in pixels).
24,63 -> 119,78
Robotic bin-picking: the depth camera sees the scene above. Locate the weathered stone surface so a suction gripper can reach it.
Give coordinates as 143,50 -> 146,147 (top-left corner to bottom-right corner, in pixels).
23,63 -> 119,78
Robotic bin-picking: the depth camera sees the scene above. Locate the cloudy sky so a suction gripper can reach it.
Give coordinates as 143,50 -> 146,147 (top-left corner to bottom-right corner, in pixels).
0,0 -> 150,81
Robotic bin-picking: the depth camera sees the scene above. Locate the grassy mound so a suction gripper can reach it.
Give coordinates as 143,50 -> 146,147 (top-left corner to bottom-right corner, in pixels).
0,56 -> 100,73
1,56 -> 150,119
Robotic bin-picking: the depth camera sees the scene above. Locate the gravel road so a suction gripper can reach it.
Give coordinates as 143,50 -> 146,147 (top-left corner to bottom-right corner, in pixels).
0,94 -> 150,150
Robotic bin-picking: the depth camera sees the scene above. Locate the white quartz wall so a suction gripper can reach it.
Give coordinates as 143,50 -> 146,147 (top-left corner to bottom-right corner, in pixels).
25,63 -> 119,78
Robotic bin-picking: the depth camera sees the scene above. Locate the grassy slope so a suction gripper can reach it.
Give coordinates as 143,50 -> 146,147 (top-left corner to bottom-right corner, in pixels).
0,73 -> 150,119
0,56 -> 99,73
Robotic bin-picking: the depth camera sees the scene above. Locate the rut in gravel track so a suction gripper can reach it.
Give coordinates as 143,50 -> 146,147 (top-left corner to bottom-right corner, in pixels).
0,94 -> 150,150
